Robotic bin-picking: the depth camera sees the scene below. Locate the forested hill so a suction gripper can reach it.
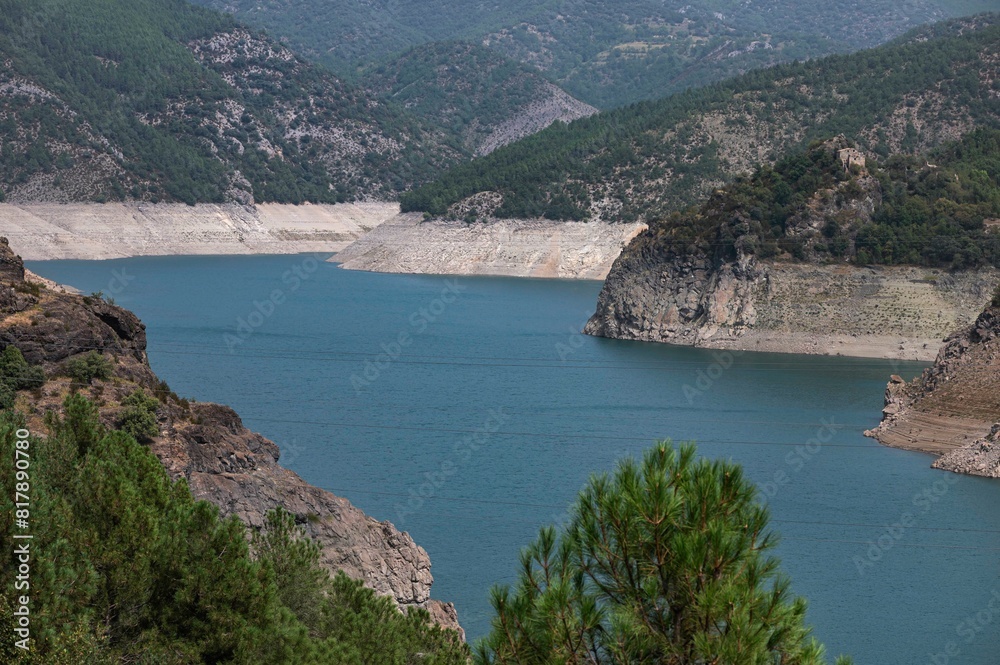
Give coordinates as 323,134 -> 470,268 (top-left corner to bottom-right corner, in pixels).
192,0 -> 998,108
0,0 -> 463,206
400,15 -> 1000,224
364,41 -> 596,156
640,130 -> 1000,271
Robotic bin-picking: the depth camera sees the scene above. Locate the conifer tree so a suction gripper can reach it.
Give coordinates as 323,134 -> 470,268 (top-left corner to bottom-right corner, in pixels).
476,442 -> 852,665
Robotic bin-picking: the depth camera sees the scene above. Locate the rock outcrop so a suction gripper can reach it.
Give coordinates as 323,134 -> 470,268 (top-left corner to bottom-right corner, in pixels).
584,227 -> 997,361
0,237 -> 462,635
865,303 -> 1000,477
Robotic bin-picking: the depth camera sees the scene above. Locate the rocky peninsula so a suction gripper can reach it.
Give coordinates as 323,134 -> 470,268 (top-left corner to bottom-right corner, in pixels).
584,137 -> 1000,361
866,300 -> 1000,478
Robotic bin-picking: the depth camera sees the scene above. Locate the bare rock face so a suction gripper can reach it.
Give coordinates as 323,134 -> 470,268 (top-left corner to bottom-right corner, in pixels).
0,237 -> 463,636
584,236 -> 764,346
865,303 -> 1000,475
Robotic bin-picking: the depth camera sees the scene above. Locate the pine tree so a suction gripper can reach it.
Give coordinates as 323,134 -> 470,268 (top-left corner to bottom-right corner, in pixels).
476,442 -> 852,665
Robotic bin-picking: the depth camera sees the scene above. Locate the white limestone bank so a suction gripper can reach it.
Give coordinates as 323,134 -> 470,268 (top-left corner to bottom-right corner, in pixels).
0,201 -> 399,260
333,213 -> 647,279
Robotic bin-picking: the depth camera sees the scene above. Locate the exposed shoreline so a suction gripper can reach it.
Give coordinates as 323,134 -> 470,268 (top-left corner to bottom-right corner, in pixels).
333,213 -> 647,280
1,201 -> 400,260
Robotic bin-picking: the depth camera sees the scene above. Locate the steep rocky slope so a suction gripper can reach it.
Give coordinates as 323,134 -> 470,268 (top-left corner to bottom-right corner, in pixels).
866,302 -> 1000,477
0,237 -> 462,634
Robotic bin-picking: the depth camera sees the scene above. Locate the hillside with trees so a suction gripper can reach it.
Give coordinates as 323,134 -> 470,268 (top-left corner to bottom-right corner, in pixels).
400,15 -> 1000,225
364,41 -> 596,156
632,130 -> 1000,271
0,0 -> 463,206
193,0 -> 998,108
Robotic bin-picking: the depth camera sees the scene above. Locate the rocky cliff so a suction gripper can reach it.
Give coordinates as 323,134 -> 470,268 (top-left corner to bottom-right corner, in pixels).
584,135 -> 1000,360
584,237 -> 997,360
0,237 -> 462,635
865,302 -> 1000,477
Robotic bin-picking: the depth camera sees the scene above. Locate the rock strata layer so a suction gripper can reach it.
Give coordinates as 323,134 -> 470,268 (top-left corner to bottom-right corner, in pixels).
865,304 -> 1000,477
0,202 -> 398,260
585,232 -> 997,361
0,236 -> 462,635
334,212 -> 646,279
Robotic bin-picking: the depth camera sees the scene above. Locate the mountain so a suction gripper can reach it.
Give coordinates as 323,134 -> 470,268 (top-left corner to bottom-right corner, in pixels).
0,0 -> 463,206
363,41 -> 596,156
191,0 -> 999,108
581,132 -> 1000,359
400,15 -> 1000,224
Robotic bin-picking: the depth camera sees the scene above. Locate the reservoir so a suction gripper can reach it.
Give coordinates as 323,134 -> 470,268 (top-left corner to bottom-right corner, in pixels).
28,254 -> 1000,663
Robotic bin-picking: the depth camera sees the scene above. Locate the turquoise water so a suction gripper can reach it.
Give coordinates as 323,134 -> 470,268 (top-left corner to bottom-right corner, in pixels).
28,254 -> 1000,663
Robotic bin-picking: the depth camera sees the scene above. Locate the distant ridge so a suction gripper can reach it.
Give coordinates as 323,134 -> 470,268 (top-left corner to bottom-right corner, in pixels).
401,15 -> 1000,224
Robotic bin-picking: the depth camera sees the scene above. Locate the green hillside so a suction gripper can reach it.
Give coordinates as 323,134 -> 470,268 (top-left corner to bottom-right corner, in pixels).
642,129 -> 1000,270
0,0 -> 463,205
399,15 -> 1000,224
364,41 -> 595,155
192,0 -> 999,108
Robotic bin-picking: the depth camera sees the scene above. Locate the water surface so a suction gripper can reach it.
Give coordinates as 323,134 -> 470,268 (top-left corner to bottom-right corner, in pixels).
29,255 -> 1000,663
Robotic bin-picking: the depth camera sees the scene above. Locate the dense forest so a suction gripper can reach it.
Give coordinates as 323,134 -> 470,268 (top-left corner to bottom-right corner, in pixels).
192,0 -> 997,108
0,393 -> 469,663
400,15 -> 1000,224
0,0 -> 462,205
635,129 -> 1000,271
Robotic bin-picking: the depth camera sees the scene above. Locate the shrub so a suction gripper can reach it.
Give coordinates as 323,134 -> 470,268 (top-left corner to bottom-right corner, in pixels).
117,389 -> 159,441
66,351 -> 113,385
0,345 -> 45,391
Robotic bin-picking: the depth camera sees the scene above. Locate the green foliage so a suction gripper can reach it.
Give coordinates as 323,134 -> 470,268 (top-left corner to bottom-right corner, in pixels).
401,16 -> 1000,223
476,442 -> 851,665
856,128 -> 1000,268
0,396 -> 468,662
66,351 -> 113,385
623,130 -> 1000,270
252,507 -> 327,630
0,345 -> 45,408
365,41 -> 557,153
117,389 -> 159,442
0,0 -> 461,204
191,0 -> 997,109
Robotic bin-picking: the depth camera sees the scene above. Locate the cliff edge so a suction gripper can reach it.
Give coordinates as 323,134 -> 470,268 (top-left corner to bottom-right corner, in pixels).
0,237 -> 462,635
865,300 -> 1000,477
